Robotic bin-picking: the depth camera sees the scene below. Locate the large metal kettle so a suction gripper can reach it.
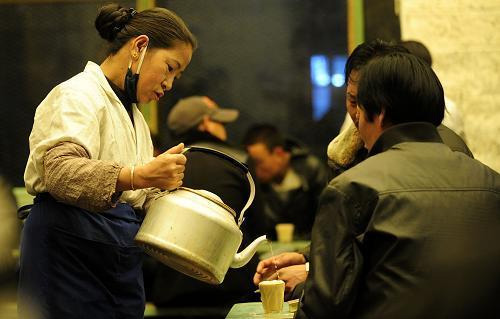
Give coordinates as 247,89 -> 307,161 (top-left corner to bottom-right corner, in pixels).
135,146 -> 267,284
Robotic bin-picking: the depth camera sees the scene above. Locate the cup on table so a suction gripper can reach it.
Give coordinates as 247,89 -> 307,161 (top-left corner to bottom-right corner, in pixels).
288,299 -> 300,313
275,223 -> 294,243
258,279 -> 285,313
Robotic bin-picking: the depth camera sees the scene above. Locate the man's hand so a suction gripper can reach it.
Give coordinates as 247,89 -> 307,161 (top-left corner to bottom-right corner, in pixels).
254,252 -> 307,297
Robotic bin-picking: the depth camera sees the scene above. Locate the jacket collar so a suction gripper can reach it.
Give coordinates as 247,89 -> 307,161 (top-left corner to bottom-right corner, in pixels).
368,122 -> 444,157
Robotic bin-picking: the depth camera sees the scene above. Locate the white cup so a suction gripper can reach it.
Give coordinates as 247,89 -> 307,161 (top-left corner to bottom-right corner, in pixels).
275,223 -> 294,243
259,279 -> 285,313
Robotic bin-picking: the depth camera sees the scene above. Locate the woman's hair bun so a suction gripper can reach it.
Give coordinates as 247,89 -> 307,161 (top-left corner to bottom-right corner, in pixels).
95,3 -> 135,42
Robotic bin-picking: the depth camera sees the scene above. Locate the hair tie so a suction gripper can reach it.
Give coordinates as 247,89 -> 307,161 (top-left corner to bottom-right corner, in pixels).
128,8 -> 137,18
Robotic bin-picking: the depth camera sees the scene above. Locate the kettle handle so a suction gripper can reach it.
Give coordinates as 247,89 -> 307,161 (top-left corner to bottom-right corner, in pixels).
183,146 -> 255,227
239,171 -> 255,226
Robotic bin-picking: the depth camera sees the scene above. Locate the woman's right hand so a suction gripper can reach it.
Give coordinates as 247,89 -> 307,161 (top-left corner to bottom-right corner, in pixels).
135,143 -> 187,190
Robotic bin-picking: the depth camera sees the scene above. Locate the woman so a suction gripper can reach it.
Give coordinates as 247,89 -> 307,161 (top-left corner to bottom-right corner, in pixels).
19,4 -> 196,318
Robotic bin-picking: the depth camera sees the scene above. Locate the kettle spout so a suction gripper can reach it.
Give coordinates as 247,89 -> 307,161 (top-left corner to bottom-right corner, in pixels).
230,235 -> 267,269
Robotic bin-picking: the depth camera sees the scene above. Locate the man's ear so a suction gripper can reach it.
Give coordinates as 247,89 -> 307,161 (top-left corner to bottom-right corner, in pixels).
377,109 -> 389,129
273,146 -> 286,156
197,115 -> 210,131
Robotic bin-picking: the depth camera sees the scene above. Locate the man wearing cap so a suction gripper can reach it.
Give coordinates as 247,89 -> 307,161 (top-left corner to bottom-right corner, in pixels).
147,96 -> 266,310
167,95 -> 245,162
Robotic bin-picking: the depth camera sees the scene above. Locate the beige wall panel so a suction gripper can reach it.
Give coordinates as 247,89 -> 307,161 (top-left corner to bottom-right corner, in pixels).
400,0 -> 500,172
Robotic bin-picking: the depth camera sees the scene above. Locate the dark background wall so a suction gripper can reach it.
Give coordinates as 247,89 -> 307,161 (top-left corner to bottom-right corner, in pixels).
0,0 -> 347,186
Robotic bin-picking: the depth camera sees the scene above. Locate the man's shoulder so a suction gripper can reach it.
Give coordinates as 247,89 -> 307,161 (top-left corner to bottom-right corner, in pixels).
329,142 -> 499,194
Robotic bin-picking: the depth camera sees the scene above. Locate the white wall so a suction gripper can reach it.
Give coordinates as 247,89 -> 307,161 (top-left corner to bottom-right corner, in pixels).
399,0 -> 500,172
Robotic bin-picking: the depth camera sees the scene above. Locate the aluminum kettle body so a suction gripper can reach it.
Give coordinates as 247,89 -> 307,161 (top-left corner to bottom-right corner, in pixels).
135,147 -> 266,284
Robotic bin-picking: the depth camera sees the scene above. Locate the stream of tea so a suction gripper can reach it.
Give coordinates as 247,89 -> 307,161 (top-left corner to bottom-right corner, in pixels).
266,239 -> 280,280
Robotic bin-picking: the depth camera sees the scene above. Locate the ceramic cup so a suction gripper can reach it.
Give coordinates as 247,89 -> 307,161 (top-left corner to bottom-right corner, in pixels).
259,279 -> 285,313
275,223 -> 294,243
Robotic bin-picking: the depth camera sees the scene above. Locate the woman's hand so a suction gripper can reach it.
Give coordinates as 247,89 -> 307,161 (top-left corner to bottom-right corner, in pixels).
135,143 -> 186,190
253,252 -> 307,296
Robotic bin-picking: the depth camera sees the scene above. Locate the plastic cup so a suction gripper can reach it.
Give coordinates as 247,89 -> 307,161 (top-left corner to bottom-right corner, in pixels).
259,280 -> 285,313
275,223 -> 294,243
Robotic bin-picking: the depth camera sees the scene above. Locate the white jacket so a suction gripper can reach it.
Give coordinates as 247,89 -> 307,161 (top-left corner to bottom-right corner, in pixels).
24,61 -> 153,209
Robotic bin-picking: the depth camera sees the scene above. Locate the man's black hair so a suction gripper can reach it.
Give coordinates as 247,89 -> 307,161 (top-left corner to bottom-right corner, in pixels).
242,124 -> 286,151
399,40 -> 433,66
344,39 -> 409,81
357,52 -> 445,126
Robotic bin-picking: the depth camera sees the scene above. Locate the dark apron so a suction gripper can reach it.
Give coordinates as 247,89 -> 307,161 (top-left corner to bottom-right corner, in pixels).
18,193 -> 145,319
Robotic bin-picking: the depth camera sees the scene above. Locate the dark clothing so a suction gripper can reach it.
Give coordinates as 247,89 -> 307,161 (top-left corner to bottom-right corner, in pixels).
147,137 -> 264,309
297,122 -> 500,319
328,124 -> 472,179
18,193 -> 144,319
258,140 -> 329,240
173,130 -> 248,163
437,124 -> 474,158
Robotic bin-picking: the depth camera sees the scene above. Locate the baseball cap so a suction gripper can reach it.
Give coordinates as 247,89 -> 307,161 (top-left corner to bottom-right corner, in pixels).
167,96 -> 239,135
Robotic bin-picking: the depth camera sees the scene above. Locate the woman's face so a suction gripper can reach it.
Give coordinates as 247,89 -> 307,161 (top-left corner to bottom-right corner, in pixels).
136,42 -> 193,103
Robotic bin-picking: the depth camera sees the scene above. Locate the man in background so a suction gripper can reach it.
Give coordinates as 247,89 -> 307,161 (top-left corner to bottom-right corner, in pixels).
145,96 -> 265,312
243,124 -> 328,240
167,95 -> 246,162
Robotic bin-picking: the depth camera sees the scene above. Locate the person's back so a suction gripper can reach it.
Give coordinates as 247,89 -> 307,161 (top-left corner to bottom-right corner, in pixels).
328,124 -> 500,318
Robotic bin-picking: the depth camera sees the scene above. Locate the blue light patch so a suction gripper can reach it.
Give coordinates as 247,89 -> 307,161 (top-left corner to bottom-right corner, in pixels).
312,86 -> 331,121
331,55 -> 347,87
310,55 -> 330,87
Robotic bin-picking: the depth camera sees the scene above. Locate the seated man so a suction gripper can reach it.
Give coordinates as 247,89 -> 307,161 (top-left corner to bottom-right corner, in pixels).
242,124 -> 329,240
296,52 -> 500,318
145,96 -> 265,310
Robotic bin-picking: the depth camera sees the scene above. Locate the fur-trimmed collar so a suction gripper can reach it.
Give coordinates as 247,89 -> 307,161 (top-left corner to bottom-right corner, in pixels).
327,120 -> 364,168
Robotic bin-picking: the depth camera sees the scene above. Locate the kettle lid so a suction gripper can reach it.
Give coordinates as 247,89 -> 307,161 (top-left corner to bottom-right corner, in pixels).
179,187 -> 237,218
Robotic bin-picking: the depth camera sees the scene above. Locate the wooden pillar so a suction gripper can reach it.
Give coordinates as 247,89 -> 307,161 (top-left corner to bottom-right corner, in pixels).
347,0 -> 364,54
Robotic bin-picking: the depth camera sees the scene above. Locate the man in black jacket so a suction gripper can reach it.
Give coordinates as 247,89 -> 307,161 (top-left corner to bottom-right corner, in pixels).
297,52 -> 500,319
146,96 -> 265,312
243,124 -> 329,240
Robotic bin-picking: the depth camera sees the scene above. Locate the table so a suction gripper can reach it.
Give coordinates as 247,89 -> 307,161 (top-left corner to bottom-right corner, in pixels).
225,302 -> 295,319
